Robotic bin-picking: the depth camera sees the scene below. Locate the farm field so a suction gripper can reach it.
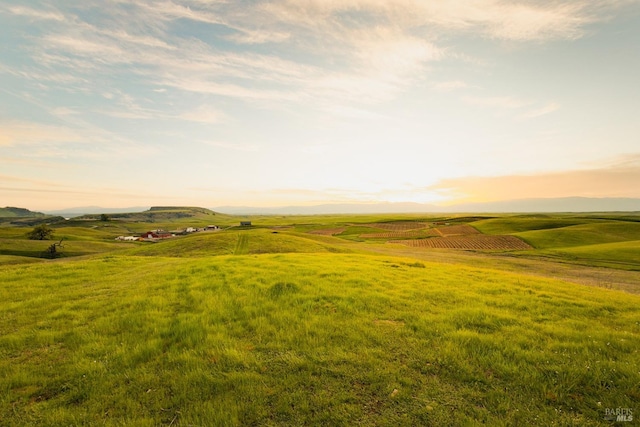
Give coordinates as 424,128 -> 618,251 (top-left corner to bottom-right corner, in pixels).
389,235 -> 532,250
0,208 -> 639,425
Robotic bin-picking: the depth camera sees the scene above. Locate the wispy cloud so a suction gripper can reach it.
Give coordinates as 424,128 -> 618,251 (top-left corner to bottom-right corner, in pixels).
178,106 -> 227,124
199,140 -> 260,152
0,120 -> 84,147
0,174 -> 67,188
521,102 -> 561,119
433,80 -> 469,92
3,4 -> 65,22
3,0 -> 625,115
464,96 -> 529,109
2,0 -> 637,209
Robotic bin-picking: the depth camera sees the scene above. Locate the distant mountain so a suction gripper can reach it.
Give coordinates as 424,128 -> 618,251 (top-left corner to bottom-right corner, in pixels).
214,197 -> 640,215
0,206 -> 46,217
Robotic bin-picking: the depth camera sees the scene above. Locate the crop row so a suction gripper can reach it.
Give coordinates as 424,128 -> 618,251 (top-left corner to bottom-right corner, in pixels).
360,229 -> 440,239
390,235 -> 532,250
362,222 -> 429,231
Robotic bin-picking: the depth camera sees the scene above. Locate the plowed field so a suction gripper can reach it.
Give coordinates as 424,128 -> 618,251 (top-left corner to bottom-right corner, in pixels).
360,229 -> 440,239
390,235 -> 532,250
362,222 -> 429,231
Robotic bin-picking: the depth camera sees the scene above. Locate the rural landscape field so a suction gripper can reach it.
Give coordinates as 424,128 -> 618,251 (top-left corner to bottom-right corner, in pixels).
0,206 -> 638,426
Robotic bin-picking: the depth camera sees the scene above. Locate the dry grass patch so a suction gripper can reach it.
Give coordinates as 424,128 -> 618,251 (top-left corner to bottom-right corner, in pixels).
433,225 -> 481,237
308,227 -> 347,236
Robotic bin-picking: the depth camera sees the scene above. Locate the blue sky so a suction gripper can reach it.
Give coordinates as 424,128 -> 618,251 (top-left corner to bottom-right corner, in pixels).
1,0 -> 639,210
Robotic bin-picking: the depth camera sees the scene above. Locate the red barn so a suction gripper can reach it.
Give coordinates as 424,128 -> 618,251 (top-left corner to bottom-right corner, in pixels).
141,230 -> 172,239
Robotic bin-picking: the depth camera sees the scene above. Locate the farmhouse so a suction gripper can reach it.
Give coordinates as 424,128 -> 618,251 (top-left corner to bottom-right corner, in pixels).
141,230 -> 173,239
240,221 -> 252,227
206,225 -> 219,230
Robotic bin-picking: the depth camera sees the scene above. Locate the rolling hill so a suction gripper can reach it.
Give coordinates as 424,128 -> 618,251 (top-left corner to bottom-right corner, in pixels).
0,207 -> 45,217
0,210 -> 638,425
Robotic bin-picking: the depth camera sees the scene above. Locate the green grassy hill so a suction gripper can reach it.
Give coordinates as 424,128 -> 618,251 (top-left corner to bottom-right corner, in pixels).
124,229 -> 350,258
0,212 -> 639,425
513,222 -> 640,248
0,250 -> 638,426
471,215 -> 640,269
0,207 -> 45,218
472,215 -> 588,235
73,206 -> 233,230
541,241 -> 640,269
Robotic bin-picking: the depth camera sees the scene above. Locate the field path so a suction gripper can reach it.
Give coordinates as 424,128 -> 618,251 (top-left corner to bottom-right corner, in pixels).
234,234 -> 249,255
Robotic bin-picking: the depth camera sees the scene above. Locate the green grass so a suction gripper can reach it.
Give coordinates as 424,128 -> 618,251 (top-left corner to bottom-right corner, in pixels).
469,216 -> 640,270
0,255 -> 45,266
514,222 -> 640,249
540,241 -> 640,270
0,252 -> 638,425
0,237 -> 129,259
472,215 -> 589,235
0,212 -> 639,425
335,226 -> 387,241
123,229 -> 349,258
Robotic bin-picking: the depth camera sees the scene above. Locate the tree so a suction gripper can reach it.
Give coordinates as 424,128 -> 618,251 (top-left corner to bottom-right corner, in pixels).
27,224 -> 54,240
44,238 -> 64,259
100,213 -> 110,222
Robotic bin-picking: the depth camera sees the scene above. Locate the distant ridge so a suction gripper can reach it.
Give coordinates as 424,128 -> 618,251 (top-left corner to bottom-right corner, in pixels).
148,206 -> 215,214
44,206 -> 149,218
0,206 -> 46,217
70,206 -> 219,222
214,197 -> 640,215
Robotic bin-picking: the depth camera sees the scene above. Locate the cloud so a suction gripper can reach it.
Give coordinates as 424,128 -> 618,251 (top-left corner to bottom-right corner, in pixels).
0,121 -> 84,147
199,140 -> 260,152
6,0 -> 627,117
257,0 -> 604,42
464,96 -> 529,109
433,80 -> 469,92
521,102 -> 561,119
429,155 -> 640,202
3,4 -> 65,22
178,106 -> 227,124
226,29 -> 291,45
0,174 -> 67,188
0,117 -> 154,161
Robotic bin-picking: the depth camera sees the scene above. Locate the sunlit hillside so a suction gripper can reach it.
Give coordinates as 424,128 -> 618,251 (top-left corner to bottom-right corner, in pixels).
0,211 -> 639,425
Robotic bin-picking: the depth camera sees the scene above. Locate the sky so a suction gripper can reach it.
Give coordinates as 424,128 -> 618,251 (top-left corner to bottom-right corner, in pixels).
1,0 -> 640,210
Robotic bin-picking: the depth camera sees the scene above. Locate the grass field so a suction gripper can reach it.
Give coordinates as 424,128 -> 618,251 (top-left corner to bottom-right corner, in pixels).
0,210 -> 639,425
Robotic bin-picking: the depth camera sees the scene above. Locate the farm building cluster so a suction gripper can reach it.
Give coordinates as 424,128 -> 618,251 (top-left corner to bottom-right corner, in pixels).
115,225 -> 220,242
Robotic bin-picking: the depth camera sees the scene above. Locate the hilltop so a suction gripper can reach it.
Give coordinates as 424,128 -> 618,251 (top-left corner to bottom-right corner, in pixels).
0,207 -> 63,227
0,207 -> 45,218
74,206 -> 221,223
